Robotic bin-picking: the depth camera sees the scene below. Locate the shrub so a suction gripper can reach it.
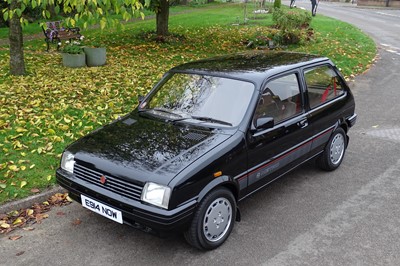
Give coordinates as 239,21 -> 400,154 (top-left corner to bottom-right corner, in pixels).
272,8 -> 311,31
248,32 -> 271,47
270,9 -> 313,45
280,30 -> 301,45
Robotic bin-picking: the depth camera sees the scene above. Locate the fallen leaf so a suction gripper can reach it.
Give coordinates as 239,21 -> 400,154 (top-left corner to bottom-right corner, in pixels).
20,181 -> 27,188
48,128 -> 56,135
13,218 -> 23,225
1,223 -> 10,229
9,235 -> 22,241
35,213 -> 49,223
16,251 -> 25,256
9,165 -> 19,172
22,227 -> 35,231
31,188 -> 40,193
72,218 -> 81,225
8,210 -> 19,216
56,211 -> 65,216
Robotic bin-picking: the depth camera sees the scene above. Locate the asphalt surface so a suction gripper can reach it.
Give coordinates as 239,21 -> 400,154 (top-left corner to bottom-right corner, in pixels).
2,3 -> 400,265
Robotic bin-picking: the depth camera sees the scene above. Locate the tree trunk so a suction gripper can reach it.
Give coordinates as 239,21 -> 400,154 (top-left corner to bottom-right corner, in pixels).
156,0 -> 169,37
47,4 -> 57,19
261,0 -> 266,7
9,0 -> 25,76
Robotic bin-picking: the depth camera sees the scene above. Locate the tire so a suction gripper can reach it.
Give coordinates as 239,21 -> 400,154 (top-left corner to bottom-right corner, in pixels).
184,187 -> 236,250
317,127 -> 347,171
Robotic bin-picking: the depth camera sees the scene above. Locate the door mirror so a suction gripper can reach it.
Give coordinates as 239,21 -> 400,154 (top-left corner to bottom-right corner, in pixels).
255,117 -> 274,131
138,95 -> 145,103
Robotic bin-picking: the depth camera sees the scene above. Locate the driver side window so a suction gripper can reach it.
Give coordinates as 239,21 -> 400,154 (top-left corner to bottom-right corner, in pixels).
254,73 -> 302,126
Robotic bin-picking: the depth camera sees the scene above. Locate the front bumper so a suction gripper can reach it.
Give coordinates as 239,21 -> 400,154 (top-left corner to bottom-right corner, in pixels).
56,169 -> 197,236
346,113 -> 357,128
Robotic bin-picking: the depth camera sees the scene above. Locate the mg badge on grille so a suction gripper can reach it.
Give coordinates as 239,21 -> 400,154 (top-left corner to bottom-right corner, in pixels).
100,175 -> 107,185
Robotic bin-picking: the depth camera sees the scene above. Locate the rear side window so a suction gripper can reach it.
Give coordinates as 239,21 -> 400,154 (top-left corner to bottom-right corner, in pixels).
304,65 -> 345,109
254,73 -> 302,125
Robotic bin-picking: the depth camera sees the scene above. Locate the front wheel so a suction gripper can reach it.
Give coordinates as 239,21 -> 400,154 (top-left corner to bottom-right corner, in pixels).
317,127 -> 347,171
184,187 -> 236,250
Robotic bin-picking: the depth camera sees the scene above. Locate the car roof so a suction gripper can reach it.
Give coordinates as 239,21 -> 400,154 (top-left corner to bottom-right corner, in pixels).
170,51 -> 330,85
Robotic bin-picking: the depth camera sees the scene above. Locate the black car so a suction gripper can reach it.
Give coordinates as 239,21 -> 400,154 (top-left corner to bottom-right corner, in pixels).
56,51 -> 357,250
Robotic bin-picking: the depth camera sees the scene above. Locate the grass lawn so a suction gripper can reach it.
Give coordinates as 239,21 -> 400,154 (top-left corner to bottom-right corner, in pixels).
0,3 -> 376,204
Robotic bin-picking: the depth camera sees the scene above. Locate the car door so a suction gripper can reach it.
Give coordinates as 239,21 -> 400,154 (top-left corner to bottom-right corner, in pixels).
246,72 -> 314,192
302,63 -> 350,156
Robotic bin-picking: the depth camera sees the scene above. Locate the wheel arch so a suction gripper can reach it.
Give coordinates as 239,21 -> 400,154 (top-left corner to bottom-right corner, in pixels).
337,118 -> 349,146
197,176 -> 239,203
340,119 -> 349,133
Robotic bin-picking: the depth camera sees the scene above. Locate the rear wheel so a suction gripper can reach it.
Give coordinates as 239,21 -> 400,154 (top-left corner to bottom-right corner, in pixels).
317,127 -> 347,171
184,187 -> 236,250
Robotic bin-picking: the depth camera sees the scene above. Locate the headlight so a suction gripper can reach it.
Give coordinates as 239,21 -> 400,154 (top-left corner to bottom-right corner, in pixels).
141,182 -> 171,209
61,151 -> 75,174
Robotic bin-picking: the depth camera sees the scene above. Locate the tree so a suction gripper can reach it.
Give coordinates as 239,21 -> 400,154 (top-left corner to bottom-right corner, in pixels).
142,0 -> 177,38
8,0 -> 24,75
274,0 -> 281,9
2,0 -> 148,76
156,0 -> 169,37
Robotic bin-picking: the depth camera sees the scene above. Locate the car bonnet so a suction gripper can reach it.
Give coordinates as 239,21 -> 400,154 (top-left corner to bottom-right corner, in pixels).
67,113 -> 232,185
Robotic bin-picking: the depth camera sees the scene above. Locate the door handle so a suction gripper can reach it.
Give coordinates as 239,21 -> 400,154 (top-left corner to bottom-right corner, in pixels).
297,119 -> 308,128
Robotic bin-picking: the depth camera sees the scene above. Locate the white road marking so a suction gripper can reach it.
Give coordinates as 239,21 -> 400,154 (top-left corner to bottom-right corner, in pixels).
367,128 -> 400,142
380,43 -> 400,56
263,159 -> 400,266
376,11 -> 400,18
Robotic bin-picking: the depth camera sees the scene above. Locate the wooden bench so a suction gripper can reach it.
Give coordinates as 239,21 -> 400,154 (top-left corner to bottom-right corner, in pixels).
42,21 -> 82,51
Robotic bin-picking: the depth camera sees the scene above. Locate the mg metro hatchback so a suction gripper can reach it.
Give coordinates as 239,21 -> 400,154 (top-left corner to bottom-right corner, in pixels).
57,51 -> 357,250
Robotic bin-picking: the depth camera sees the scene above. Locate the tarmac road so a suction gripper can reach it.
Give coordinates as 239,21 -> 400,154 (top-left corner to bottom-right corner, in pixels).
2,3 -> 400,265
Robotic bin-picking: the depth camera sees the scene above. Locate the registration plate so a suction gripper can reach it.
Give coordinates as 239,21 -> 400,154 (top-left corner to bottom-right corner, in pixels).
81,195 -> 123,224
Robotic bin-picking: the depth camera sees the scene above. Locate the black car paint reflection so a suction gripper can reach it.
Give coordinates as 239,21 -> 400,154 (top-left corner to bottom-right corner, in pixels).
68,114 -> 231,185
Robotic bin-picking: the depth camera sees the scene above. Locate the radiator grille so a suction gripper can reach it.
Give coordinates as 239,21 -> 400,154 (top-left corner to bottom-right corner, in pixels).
74,163 -> 143,201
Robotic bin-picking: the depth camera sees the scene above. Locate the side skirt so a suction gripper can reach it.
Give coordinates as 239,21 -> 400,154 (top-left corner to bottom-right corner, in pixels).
237,151 -> 323,203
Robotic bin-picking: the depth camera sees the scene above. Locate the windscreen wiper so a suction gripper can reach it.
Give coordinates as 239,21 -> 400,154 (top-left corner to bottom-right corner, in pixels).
139,108 -> 182,118
191,115 -> 232,126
